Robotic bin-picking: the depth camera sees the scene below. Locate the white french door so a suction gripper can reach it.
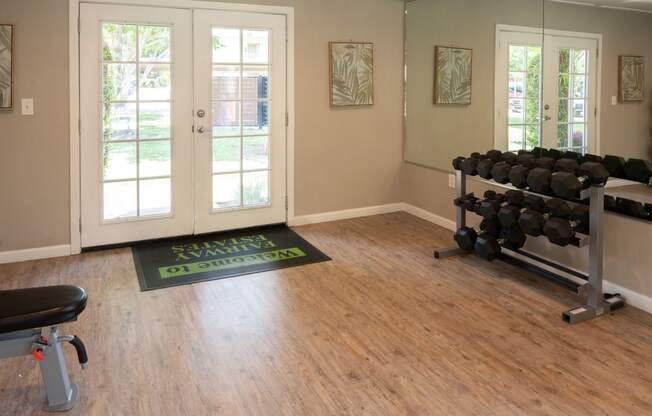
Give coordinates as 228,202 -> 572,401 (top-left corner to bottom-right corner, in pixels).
193,10 -> 286,234
80,4 -> 287,247
541,35 -> 598,153
495,26 -> 599,154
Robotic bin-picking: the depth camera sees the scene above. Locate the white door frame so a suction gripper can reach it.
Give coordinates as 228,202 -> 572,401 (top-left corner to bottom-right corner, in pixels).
493,24 -> 602,154
69,0 -> 295,254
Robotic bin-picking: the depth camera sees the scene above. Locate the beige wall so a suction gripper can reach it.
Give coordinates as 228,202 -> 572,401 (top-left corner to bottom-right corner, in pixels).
0,0 -> 405,251
0,0 -> 70,252
405,0 -> 652,170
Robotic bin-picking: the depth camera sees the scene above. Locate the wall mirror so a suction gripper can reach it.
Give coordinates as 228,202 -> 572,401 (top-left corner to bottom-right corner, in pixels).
542,0 -> 652,162
404,0 -> 544,171
404,0 -> 652,173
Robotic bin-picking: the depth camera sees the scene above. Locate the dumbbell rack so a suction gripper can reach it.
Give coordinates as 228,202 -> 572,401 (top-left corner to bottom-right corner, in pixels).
435,170 -> 625,324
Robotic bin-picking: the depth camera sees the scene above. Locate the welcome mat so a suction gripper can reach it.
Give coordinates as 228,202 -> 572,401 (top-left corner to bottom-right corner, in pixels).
133,225 -> 330,291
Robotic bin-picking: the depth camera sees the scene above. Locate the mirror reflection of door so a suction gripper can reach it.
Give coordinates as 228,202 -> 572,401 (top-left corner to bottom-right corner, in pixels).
495,26 -> 599,154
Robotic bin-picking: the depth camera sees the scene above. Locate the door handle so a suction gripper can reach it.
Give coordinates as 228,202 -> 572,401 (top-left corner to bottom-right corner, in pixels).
196,125 -> 207,134
544,116 -> 552,121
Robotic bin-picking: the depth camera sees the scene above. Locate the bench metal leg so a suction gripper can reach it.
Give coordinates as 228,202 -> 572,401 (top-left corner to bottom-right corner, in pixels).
39,327 -> 79,412
0,326 -> 81,412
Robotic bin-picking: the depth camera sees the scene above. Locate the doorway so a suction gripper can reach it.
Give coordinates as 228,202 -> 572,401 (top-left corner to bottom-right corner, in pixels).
78,3 -> 288,248
494,25 -> 600,155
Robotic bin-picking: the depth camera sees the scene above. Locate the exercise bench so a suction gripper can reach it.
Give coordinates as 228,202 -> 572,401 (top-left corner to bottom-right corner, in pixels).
0,285 -> 88,412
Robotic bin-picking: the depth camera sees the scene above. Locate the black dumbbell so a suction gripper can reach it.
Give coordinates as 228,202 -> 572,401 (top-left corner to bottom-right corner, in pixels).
480,218 -> 502,237
491,161 -> 513,184
602,155 -> 626,178
553,158 -> 580,173
509,157 -> 556,189
459,154 -> 487,176
579,153 -> 603,164
477,190 -> 525,219
453,193 -> 480,213
550,162 -> 610,199
454,226 -> 478,251
623,158 -> 652,184
546,148 -> 563,160
474,226 -> 527,261
616,198 -> 652,220
561,150 -> 580,160
518,198 -> 571,237
497,194 -> 546,228
526,168 -> 553,194
543,205 -> 590,246
476,151 -> 519,179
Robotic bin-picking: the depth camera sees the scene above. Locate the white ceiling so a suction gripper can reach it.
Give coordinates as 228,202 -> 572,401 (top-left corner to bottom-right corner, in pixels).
550,0 -> 652,13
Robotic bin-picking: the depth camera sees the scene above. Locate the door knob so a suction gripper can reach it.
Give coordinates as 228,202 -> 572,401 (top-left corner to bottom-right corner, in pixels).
196,125 -> 206,134
544,115 -> 552,121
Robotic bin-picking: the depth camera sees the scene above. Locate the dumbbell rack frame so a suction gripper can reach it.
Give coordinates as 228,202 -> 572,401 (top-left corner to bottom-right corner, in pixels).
435,170 -> 625,324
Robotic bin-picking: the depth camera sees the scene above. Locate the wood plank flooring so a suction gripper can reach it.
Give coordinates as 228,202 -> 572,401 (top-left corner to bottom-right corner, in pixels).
0,212 -> 651,415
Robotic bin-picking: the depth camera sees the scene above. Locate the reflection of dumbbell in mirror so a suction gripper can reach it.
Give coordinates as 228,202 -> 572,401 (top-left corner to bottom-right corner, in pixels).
474,227 -> 527,261
623,159 -> 652,185
477,190 -> 525,219
489,153 -> 534,183
497,194 -> 546,228
550,162 -> 610,199
509,157 -> 555,188
477,152 -> 518,180
518,198 -> 571,237
452,150 -> 503,175
616,198 -> 652,220
602,155 -> 626,178
543,205 -> 590,246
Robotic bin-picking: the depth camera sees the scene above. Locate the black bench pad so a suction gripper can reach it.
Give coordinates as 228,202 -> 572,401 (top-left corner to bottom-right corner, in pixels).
0,286 -> 87,334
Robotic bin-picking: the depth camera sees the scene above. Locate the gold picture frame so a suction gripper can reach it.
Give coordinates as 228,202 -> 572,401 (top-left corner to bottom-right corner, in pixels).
329,41 -> 374,107
0,23 -> 14,110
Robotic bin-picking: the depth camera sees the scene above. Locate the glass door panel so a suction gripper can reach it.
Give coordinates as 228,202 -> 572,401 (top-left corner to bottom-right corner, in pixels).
80,4 -> 193,247
193,10 -> 286,234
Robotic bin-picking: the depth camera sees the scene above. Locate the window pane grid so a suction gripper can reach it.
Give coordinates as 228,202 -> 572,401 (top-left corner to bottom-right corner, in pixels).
101,23 -> 172,220
507,44 -> 541,151
211,27 -> 270,211
556,48 -> 588,153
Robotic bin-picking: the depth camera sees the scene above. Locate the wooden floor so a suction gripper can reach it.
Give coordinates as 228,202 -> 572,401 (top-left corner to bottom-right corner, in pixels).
1,213 -> 651,416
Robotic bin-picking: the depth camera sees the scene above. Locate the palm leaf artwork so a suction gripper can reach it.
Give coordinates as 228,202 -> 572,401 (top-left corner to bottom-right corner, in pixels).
330,42 -> 373,106
619,55 -> 644,102
0,24 -> 13,109
434,46 -> 472,105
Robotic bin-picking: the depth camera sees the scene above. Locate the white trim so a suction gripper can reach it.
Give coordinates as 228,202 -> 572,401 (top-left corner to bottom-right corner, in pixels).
493,24 -> 602,154
402,203 -> 457,231
70,0 -> 81,254
69,0 -> 296,249
289,204 -> 404,227
547,0 -> 652,15
603,280 -> 652,314
0,245 -> 72,265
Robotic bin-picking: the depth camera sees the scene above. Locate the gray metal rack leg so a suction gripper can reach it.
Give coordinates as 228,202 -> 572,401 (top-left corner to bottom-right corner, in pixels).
433,170 -> 625,324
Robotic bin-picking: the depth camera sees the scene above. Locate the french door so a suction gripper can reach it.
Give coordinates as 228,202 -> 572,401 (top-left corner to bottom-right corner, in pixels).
495,27 -> 599,154
80,4 -> 287,247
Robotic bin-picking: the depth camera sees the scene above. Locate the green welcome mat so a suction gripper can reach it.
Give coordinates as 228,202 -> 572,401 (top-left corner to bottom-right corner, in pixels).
132,225 -> 330,291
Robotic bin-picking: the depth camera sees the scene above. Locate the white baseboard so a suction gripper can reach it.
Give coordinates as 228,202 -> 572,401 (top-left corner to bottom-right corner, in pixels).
0,245 -> 71,265
603,280 -> 652,314
289,203 -> 404,226
401,203 -> 457,231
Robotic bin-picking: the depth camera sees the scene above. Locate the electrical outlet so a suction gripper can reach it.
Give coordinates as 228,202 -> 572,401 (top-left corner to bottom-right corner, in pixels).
448,174 -> 456,188
21,98 -> 34,116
